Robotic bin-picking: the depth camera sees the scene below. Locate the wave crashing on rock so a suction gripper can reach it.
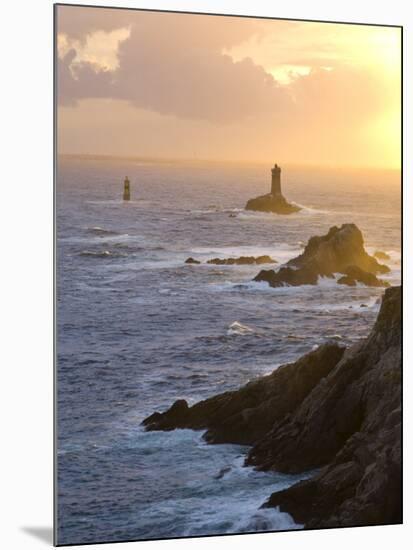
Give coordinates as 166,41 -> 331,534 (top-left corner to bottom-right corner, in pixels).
254,223 -> 390,288
142,286 -> 401,529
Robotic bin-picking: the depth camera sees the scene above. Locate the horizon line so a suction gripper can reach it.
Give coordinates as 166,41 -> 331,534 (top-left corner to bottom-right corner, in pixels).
57,153 -> 401,172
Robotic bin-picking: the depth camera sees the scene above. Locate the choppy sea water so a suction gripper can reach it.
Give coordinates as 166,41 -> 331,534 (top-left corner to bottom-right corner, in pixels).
56,157 -> 401,545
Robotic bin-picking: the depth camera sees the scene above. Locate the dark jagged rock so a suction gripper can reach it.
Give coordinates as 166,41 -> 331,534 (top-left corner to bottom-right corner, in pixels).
255,255 -> 277,265
207,255 -> 277,266
255,265 -> 319,287
213,466 -> 232,479
184,255 -> 277,266
142,399 -> 190,430
142,343 -> 345,445
374,250 -> 391,261
185,257 -> 201,264
337,275 -> 357,286
259,286 -> 401,528
142,286 -> 401,529
254,224 -> 390,288
245,163 -> 301,215
337,266 -> 389,288
288,224 -> 389,274
342,265 -> 389,287
245,193 -> 301,215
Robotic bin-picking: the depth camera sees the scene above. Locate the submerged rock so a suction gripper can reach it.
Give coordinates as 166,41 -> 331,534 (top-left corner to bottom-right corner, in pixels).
213,466 -> 232,479
254,224 -> 390,287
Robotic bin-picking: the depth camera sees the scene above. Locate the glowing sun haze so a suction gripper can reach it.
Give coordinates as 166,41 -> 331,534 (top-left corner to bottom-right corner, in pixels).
56,6 -> 401,169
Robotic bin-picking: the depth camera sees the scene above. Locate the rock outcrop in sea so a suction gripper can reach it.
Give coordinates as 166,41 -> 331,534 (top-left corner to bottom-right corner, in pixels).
254,223 -> 390,287
374,250 -> 391,261
185,255 -> 277,266
245,164 -> 301,214
142,285 -> 401,528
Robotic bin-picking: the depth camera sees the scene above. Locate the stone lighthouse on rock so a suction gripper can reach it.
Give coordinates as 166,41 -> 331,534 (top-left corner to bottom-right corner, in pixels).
245,163 -> 301,215
271,163 -> 281,196
123,176 -> 130,201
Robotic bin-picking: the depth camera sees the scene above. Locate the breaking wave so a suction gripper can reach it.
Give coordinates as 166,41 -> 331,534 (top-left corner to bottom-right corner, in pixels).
78,250 -> 127,258
227,321 -> 255,336
86,226 -> 120,236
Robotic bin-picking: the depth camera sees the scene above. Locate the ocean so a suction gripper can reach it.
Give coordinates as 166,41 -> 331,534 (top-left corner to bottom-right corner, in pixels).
56,157 -> 401,544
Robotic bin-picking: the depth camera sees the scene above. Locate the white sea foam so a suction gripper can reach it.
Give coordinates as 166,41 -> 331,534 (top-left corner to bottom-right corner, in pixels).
191,207 -> 244,215
227,321 -> 255,336
364,246 -> 401,268
86,199 -> 148,206
131,428 -> 305,537
86,226 -> 120,236
237,210 -> 284,221
78,250 -> 127,258
209,275 -> 339,294
290,203 -> 330,215
236,203 -> 329,220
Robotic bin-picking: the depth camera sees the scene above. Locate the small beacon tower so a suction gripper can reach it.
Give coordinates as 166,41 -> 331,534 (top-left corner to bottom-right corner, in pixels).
123,176 -> 130,201
271,164 -> 281,196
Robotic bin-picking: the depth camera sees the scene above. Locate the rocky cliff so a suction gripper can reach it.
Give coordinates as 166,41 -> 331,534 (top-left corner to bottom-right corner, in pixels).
142,285 -> 401,528
143,343 -> 345,445
260,285 -> 401,528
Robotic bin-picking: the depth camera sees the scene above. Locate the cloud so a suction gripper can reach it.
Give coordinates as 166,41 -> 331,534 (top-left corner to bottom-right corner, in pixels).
57,49 -> 115,106
56,5 -> 132,40
57,7 -> 291,122
56,6 -> 400,167
57,8 -> 393,127
57,6 -> 262,49
58,27 -> 131,72
288,65 -> 391,125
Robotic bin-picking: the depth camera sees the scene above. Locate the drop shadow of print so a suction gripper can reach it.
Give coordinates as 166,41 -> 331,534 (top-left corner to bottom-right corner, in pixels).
21,526 -> 53,545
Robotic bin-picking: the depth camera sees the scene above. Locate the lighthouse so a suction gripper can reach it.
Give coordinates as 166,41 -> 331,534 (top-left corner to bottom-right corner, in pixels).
271,164 -> 281,195
245,163 -> 301,214
123,176 -> 130,201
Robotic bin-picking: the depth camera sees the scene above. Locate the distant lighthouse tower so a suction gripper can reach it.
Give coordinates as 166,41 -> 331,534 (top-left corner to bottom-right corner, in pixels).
271,164 -> 281,195
123,176 -> 130,201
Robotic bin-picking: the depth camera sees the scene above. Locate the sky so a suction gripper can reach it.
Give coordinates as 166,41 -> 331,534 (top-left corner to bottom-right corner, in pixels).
56,6 -> 401,169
